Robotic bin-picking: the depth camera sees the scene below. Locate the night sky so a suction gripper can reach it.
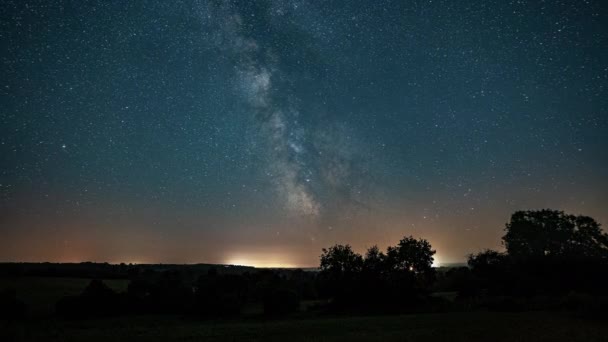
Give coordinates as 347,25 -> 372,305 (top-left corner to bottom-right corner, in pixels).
1,0 -> 607,267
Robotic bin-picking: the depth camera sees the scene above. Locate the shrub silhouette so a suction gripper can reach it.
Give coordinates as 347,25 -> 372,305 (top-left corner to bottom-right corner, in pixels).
82,279 -> 116,298
147,271 -> 193,314
439,267 -> 481,298
56,279 -> 123,317
263,288 -> 299,315
193,271 -> 247,317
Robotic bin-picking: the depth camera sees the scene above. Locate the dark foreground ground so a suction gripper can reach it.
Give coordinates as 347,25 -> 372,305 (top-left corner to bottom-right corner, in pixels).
2,275 -> 608,341
3,311 -> 608,342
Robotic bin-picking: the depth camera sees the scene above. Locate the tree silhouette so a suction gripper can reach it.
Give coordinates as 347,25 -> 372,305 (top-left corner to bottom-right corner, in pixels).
385,236 -> 435,275
467,249 -> 508,272
468,210 -> 608,297
56,279 -> 123,317
467,249 -> 510,295
319,244 -> 363,277
319,237 -> 437,311
319,244 -> 363,303
503,209 -> 608,259
363,245 -> 386,274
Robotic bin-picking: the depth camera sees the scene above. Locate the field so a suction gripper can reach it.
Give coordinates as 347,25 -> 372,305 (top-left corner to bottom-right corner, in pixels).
2,276 -> 608,341
0,276 -> 129,316
3,311 -> 608,342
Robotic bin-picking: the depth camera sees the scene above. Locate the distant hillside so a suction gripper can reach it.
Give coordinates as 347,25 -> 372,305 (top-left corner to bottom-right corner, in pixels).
0,262 -> 256,279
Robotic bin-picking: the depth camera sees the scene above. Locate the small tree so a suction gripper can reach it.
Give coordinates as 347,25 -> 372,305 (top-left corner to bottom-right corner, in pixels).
363,245 -> 386,274
319,244 -> 363,303
319,244 -> 363,277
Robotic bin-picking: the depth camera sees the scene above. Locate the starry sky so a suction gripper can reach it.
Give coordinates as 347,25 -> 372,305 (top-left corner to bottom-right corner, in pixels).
1,0 -> 607,267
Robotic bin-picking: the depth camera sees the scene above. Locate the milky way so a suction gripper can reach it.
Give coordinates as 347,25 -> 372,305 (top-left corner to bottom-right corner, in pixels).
1,0 -> 607,266
218,6 -> 322,218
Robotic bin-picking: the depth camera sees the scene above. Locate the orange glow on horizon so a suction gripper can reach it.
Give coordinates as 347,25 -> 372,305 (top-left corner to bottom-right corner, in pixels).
224,252 -> 302,268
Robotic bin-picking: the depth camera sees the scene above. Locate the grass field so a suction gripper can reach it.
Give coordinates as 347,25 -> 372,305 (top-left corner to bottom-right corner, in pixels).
0,277 -> 129,316
2,311 -> 608,342
1,276 -> 607,341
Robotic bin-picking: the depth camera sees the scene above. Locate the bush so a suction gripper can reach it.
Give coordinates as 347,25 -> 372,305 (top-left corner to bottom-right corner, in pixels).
264,289 -> 300,316
55,279 -> 124,317
561,292 -> 608,318
193,273 -> 246,317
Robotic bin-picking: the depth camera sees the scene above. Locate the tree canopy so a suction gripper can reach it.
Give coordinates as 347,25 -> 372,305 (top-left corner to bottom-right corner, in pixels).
503,209 -> 608,259
319,244 -> 363,277
319,236 -> 437,309
385,236 -> 435,274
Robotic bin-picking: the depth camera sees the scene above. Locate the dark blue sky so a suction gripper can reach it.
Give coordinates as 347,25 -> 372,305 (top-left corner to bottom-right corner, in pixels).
1,0 -> 607,266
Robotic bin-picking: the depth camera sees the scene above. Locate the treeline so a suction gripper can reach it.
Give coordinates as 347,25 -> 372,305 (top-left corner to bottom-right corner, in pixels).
2,209 -> 608,320
53,267 -> 316,318
316,209 -> 608,314
317,236 -> 439,313
0,262 -> 254,279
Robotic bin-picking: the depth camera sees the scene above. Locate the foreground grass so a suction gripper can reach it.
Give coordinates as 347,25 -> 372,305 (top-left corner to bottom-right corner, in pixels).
3,311 -> 608,342
0,276 -> 129,316
2,277 -> 607,341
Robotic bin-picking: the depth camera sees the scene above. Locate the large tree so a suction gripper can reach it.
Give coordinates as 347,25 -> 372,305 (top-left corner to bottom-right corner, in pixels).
502,209 -> 608,259
385,236 -> 436,274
